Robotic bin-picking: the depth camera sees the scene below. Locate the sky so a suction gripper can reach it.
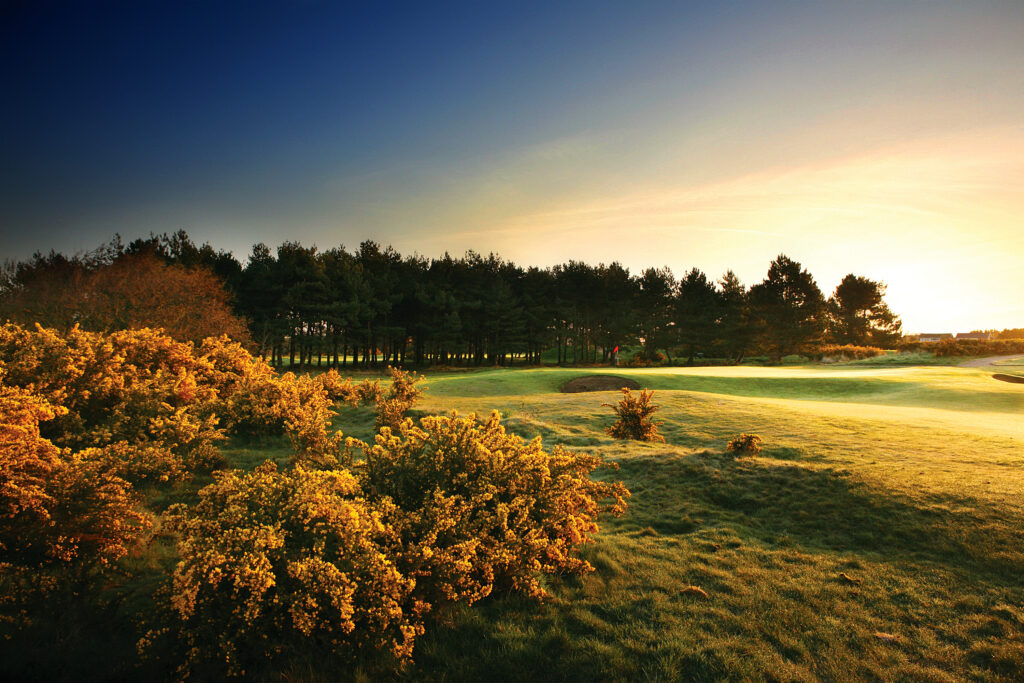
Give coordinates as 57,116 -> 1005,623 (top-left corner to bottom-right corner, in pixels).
2,0 -> 1023,333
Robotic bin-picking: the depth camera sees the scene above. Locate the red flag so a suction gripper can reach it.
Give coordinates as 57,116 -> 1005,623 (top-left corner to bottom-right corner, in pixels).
613,345 -> 619,353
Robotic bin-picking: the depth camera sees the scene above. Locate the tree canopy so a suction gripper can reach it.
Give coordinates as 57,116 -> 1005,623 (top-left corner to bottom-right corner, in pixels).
2,232 -> 906,365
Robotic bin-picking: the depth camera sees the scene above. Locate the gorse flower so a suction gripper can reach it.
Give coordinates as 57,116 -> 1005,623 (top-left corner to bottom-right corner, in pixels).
0,323 -> 630,675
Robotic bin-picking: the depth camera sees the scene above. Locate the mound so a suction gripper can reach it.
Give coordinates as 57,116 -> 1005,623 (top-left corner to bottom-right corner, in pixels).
993,373 -> 1024,384
560,375 -> 642,393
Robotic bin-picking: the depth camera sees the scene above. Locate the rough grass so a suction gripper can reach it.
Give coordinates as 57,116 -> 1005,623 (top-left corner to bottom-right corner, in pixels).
4,363 -> 1023,681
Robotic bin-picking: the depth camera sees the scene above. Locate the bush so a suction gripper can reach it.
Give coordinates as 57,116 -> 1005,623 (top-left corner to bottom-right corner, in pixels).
933,338 -> 1024,357
361,412 -> 630,602
0,324 -> 223,483
806,344 -> 886,361
166,463 -> 426,676
315,369 -> 382,406
627,351 -> 665,367
604,388 -> 665,442
726,433 -> 763,455
374,367 -> 426,432
0,380 -> 149,573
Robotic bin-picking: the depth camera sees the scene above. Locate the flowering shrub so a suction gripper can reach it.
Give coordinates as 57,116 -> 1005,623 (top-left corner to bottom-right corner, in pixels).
726,433 -> 763,455
0,380 -> 148,571
0,322 -> 632,673
374,367 -> 426,431
193,335 -> 281,434
166,463 -> 426,676
316,369 -> 382,406
604,388 -> 665,442
362,412 -> 630,602
0,324 -> 223,483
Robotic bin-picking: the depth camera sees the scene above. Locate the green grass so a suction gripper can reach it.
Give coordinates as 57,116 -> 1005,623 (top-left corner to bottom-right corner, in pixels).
403,364 -> 1024,681
5,362 -> 1024,681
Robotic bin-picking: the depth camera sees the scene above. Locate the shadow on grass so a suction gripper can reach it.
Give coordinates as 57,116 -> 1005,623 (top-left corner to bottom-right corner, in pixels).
614,452 -> 1024,584
405,596 -> 730,683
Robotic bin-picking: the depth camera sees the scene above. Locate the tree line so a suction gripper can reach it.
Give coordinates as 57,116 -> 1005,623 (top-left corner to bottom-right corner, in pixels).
1,231 -> 905,366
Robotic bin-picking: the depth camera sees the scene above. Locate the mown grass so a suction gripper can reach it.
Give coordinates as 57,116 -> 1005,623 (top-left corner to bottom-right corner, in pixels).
4,362 -> 1023,681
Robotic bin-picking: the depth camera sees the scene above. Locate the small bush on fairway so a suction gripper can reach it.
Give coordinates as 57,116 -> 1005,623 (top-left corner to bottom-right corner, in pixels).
726,433 -> 763,455
605,388 -> 665,442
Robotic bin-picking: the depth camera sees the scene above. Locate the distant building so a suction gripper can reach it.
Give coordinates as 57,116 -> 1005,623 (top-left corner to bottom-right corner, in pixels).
918,333 -> 953,342
955,332 -> 992,341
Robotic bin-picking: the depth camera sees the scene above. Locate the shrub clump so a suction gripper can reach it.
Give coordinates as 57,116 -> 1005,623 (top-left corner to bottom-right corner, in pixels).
374,367 -> 426,432
0,324 -> 224,483
0,378 -> 149,597
604,388 -> 665,442
726,433 -> 763,455
806,344 -> 886,362
932,338 -> 1024,357
362,411 -> 629,602
165,412 -> 629,674
165,463 -> 427,677
627,351 -> 666,368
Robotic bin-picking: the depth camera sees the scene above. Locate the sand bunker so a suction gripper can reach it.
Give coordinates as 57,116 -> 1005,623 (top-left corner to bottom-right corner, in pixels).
559,375 -> 642,393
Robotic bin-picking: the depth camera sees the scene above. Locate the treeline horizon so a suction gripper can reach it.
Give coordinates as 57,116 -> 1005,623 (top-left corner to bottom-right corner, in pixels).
0,230 -> 977,368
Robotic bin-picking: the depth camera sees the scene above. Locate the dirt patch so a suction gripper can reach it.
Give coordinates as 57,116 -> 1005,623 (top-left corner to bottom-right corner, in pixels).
993,373 -> 1024,384
560,375 -> 641,393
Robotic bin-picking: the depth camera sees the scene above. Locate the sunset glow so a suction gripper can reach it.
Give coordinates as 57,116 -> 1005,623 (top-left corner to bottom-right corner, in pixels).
3,1 -> 1023,332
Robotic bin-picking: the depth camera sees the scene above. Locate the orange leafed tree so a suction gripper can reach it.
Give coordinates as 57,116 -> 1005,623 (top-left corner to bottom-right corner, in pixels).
1,253 -> 249,345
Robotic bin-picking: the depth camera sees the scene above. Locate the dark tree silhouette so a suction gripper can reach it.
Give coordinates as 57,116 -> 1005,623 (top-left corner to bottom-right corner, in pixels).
827,274 -> 902,347
2,233 -> 906,367
675,268 -> 721,363
749,255 -> 825,358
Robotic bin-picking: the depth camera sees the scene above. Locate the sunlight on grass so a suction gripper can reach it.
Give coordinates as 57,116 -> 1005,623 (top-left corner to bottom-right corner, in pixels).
405,364 -> 1024,680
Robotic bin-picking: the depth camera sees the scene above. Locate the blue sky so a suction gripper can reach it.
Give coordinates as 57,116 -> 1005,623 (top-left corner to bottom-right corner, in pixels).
3,1 -> 1023,331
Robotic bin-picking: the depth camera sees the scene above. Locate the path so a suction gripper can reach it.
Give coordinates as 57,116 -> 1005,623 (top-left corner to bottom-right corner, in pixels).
959,354 -> 1024,368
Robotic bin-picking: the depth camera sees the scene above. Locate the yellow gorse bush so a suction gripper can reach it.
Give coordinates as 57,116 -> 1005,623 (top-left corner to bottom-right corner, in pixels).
0,377 -> 148,572
166,462 -> 427,676
363,411 -> 630,602
726,433 -> 763,455
374,367 -> 426,432
0,323 -> 631,673
604,387 -> 665,442
0,323 -> 223,482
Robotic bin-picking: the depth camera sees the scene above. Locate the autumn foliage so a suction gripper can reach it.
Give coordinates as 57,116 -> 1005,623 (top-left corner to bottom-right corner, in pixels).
1,252 -> 249,345
605,388 -> 665,442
